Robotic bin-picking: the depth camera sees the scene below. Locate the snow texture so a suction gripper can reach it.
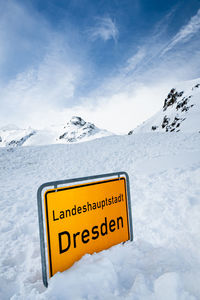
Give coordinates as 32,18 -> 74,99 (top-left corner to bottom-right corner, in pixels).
0,130 -> 200,299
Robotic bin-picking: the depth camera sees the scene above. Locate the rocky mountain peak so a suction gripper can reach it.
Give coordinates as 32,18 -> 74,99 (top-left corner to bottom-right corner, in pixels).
0,116 -> 112,147
59,116 -> 99,142
68,116 -> 86,127
129,78 -> 200,134
163,88 -> 184,111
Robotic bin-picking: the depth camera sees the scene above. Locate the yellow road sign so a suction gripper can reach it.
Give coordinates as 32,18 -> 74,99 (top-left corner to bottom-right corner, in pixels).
38,172 -> 133,286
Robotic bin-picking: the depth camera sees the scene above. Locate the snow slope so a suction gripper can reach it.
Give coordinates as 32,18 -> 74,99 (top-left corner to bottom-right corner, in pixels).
0,132 -> 200,299
0,116 -> 112,147
130,78 -> 200,134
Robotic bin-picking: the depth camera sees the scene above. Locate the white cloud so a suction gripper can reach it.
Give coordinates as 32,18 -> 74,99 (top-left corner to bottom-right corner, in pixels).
88,16 -> 118,42
124,48 -> 146,73
0,1 -> 85,128
0,42 -> 82,128
153,6 -> 178,39
162,8 -> 200,54
45,81 -> 171,134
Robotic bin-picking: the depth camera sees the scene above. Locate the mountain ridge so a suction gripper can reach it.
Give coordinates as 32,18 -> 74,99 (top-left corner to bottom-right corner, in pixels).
129,78 -> 200,134
0,116 -> 112,147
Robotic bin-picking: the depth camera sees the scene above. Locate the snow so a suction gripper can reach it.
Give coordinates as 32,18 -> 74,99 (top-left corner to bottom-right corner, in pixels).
132,78 -> 200,134
0,127 -> 36,147
0,131 -> 200,299
0,116 -> 112,148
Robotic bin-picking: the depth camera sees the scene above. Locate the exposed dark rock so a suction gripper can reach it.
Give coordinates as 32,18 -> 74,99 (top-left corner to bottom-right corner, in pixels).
70,116 -> 86,126
58,116 -> 100,142
7,131 -> 35,147
59,132 -> 67,139
192,83 -> 200,90
160,113 -> 186,133
163,89 -> 184,111
162,116 -> 169,128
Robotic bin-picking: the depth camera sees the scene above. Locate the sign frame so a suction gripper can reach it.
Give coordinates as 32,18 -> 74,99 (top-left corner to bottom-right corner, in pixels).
37,172 -> 133,287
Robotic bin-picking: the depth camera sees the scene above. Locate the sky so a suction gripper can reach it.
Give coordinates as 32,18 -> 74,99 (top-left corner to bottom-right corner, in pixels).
0,0 -> 200,133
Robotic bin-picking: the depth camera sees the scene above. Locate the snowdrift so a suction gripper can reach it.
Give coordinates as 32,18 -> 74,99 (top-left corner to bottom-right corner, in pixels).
0,131 -> 200,299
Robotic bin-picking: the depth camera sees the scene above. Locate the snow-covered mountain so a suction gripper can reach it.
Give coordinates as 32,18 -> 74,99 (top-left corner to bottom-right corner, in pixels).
57,116 -> 110,143
0,116 -> 112,147
129,78 -> 200,134
0,125 -> 36,147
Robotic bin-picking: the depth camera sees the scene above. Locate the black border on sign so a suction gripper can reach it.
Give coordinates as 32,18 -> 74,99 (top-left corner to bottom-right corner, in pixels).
37,171 -> 133,288
45,177 -> 130,278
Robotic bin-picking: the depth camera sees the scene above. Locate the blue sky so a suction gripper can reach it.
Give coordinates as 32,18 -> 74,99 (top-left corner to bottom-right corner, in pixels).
1,0 -> 200,132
